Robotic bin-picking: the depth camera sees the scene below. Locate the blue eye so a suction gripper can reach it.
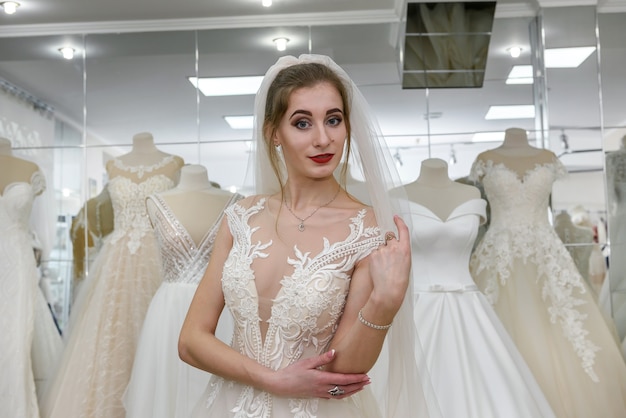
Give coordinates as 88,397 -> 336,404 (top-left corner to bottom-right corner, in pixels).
295,120 -> 310,129
327,116 -> 343,126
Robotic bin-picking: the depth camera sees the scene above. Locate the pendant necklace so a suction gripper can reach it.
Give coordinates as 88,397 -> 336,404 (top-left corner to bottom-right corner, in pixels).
284,187 -> 341,232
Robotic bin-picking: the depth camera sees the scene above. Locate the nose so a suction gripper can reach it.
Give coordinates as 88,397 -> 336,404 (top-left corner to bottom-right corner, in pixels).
313,126 -> 333,148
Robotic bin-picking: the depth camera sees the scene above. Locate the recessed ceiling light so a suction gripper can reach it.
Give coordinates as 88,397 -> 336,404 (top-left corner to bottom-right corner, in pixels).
273,38 -> 289,52
1,1 -> 20,15
545,46 -> 595,68
262,0 -> 272,7
472,132 -> 506,142
506,65 -> 533,85
485,105 -> 535,120
224,115 -> 254,130
188,76 -> 264,96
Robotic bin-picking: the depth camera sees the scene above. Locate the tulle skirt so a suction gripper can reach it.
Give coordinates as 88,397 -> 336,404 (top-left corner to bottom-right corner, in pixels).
32,287 -> 63,401
472,257 -> 626,418
123,281 -> 234,418
41,232 -> 163,418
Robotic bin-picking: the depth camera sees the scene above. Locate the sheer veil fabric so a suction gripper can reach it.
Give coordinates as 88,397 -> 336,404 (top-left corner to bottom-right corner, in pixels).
248,54 -> 441,418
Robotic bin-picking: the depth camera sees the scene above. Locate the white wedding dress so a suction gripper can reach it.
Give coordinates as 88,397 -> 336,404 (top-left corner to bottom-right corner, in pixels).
123,193 -> 241,418
470,158 -> 626,417
42,156 -> 180,418
192,197 -> 388,418
0,170 -> 45,418
409,198 -> 555,418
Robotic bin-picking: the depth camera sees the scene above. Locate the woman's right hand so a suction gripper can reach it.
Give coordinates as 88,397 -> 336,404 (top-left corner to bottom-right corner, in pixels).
265,349 -> 370,399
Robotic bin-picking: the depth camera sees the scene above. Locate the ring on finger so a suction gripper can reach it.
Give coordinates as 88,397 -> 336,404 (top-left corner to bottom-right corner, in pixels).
328,385 -> 345,396
384,231 -> 397,243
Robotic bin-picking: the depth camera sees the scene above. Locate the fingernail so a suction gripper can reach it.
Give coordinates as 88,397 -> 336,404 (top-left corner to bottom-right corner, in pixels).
329,349 -> 335,357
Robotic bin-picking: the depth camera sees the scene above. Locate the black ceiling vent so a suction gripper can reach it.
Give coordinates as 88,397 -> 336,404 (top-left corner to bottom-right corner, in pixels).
400,1 -> 496,89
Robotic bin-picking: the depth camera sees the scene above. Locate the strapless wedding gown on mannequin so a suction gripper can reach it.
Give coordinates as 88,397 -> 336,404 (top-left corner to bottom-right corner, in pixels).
123,193 -> 242,418
0,170 -> 46,418
409,198 -> 555,418
470,159 -> 626,417
42,156 -> 179,418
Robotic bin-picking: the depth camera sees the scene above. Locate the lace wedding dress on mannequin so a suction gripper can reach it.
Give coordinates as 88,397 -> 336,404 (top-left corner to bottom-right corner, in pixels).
469,155 -> 626,417
42,155 -> 182,418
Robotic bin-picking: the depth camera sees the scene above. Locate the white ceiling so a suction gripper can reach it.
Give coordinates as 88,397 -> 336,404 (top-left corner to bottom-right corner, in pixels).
0,0 -> 625,186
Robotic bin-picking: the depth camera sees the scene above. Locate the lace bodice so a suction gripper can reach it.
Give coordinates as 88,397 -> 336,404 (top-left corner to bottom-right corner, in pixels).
107,158 -> 177,254
469,158 -> 601,381
0,170 -> 45,234
146,193 -> 242,284
208,198 -> 382,417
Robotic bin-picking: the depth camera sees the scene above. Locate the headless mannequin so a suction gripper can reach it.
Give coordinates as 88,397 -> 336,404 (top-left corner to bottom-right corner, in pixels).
554,210 -> 594,283
404,158 -> 480,220
106,132 -> 184,182
0,137 -> 41,193
476,128 -> 555,178
156,165 -> 237,245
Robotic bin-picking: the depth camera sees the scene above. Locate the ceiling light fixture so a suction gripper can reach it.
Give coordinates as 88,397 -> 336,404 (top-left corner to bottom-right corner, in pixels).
484,105 -> 535,120
506,65 -> 533,85
224,115 -> 254,130
273,38 -> 289,52
544,46 -> 595,68
188,75 -> 264,96
58,47 -> 75,60
507,46 -> 522,58
262,0 -> 272,7
1,1 -> 20,14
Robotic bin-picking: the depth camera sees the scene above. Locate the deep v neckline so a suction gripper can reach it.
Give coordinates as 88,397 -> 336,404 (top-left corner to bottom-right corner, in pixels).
410,198 -> 485,223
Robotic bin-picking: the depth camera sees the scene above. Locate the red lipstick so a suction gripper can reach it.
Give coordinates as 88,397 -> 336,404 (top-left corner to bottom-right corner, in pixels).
310,154 -> 333,164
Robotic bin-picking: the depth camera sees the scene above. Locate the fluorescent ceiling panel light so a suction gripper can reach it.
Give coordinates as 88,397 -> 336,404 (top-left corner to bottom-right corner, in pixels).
506,65 -> 533,85
472,132 -> 505,142
224,115 -> 254,130
485,105 -> 535,120
189,76 -> 264,96
545,46 -> 595,68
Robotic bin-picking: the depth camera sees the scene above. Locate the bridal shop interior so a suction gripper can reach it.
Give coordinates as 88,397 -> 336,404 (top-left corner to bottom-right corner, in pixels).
1,0 -> 626,413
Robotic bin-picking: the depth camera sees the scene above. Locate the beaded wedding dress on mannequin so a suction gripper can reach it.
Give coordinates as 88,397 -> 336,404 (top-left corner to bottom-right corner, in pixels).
42,155 -> 182,418
469,155 -> 626,417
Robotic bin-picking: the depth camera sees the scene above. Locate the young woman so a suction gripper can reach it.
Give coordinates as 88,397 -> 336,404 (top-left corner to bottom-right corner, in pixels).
179,55 -> 439,418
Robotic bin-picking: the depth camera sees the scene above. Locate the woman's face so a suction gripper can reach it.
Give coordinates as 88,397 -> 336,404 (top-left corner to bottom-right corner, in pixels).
273,81 -> 346,182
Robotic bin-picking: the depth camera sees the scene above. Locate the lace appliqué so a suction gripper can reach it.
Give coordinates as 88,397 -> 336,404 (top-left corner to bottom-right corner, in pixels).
469,159 -> 600,381
111,155 -> 176,179
30,170 -> 46,196
209,199 -> 381,418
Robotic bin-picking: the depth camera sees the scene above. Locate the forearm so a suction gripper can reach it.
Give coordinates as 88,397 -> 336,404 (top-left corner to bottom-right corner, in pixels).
179,327 -> 275,392
326,295 -> 395,374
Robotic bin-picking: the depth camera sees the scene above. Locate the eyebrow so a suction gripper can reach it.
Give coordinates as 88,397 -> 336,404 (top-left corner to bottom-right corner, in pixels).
289,108 -> 344,119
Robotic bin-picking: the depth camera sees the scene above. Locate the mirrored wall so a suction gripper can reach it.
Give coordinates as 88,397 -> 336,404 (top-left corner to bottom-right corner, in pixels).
0,5 -> 623,341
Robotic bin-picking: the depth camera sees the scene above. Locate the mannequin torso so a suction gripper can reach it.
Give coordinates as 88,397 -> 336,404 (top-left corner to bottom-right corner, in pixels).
403,158 -> 480,220
156,165 -> 238,244
475,128 -> 556,178
105,132 -> 184,182
0,137 -> 41,193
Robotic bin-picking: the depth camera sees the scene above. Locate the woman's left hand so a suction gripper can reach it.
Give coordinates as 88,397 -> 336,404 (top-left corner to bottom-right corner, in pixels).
367,215 -> 411,312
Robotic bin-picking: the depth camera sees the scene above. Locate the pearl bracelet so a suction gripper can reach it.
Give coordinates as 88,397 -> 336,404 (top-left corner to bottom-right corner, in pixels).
358,308 -> 392,330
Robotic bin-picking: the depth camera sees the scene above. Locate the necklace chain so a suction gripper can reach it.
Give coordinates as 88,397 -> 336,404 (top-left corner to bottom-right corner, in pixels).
284,187 -> 341,232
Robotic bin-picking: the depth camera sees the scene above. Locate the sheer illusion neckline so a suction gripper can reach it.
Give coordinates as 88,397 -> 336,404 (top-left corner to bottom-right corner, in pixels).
410,198 -> 485,223
479,159 -> 560,184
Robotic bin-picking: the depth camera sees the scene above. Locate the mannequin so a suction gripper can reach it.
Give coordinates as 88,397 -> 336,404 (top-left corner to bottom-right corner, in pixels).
123,164 -> 242,418
469,129 -> 626,416
403,158 -> 480,220
157,164 -> 235,244
475,128 -> 555,178
0,137 -> 40,191
42,132 -> 184,418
